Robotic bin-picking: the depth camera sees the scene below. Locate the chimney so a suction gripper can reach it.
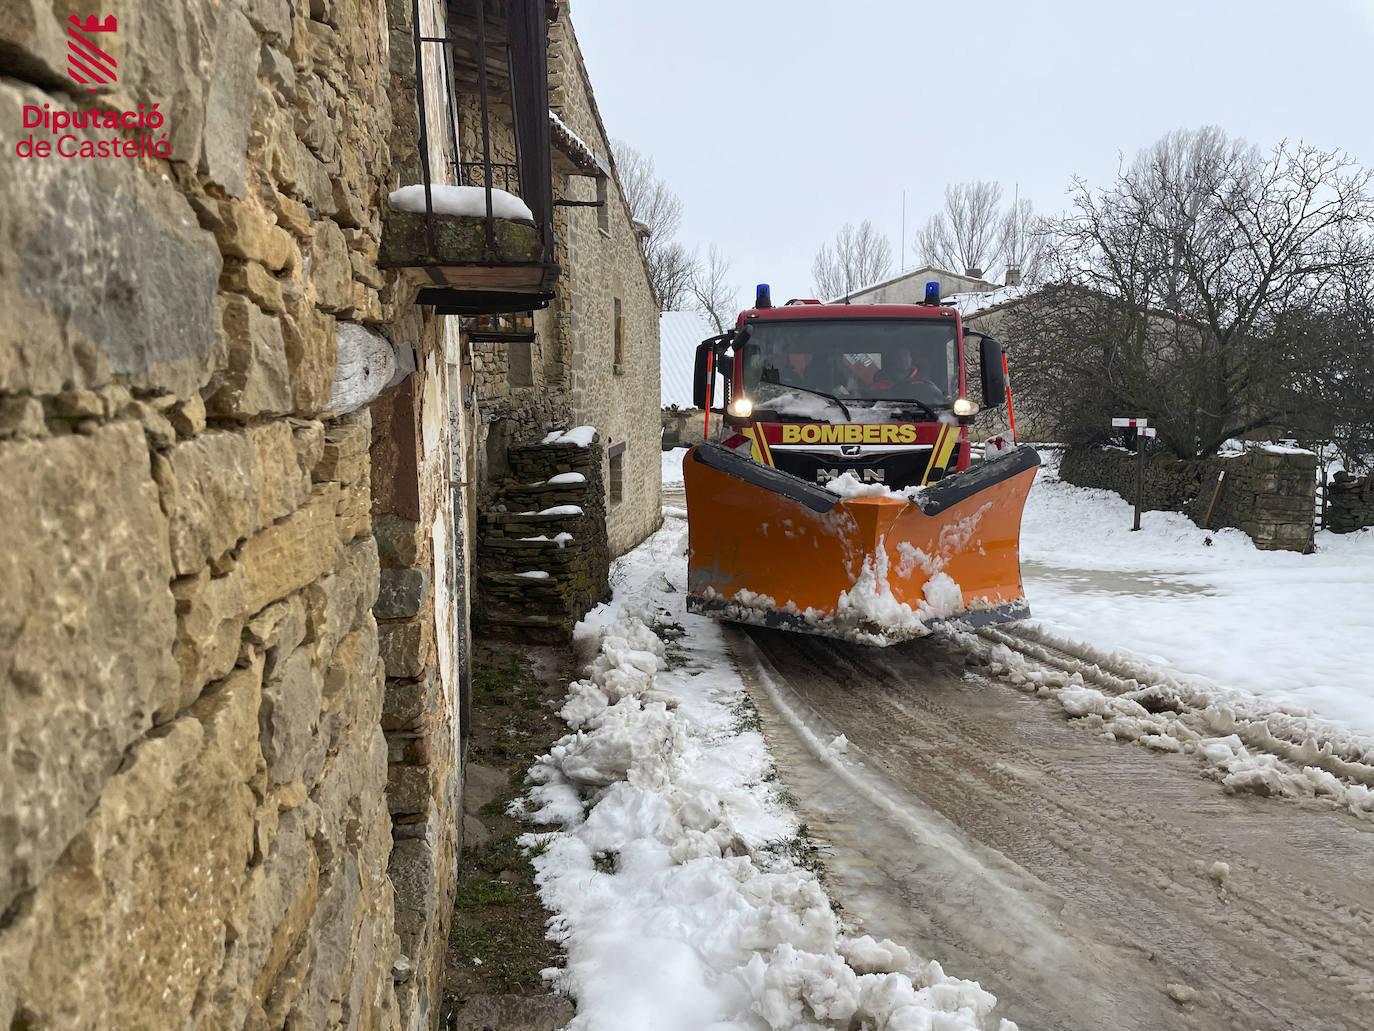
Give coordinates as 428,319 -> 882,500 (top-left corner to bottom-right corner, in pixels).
1004,266 -> 1022,287
964,266 -> 982,280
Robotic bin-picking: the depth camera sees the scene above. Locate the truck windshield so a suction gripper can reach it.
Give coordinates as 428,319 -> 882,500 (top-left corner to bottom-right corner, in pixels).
740,318 -> 959,415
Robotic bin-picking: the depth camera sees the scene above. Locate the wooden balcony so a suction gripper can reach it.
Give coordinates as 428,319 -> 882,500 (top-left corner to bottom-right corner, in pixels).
378,206 -> 558,315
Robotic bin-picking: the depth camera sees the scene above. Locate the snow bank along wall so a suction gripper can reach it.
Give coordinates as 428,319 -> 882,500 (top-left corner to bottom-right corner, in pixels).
1060,447 -> 1318,551
0,0 -> 476,1027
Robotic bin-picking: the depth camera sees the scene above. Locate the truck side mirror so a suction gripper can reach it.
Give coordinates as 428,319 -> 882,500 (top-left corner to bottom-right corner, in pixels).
693,340 -> 712,409
979,336 -> 1007,408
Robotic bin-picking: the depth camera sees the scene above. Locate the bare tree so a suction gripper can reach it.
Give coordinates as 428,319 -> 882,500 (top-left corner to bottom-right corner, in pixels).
812,220 -> 894,300
998,196 -> 1049,284
916,182 -> 1005,277
1009,127 -> 1374,458
612,139 -> 697,310
690,245 -> 740,332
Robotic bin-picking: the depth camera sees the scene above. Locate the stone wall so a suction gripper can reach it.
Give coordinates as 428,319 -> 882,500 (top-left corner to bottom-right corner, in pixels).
1325,471 -> 1374,533
661,407 -> 726,449
1059,445 -> 1318,552
1,0 -> 475,1028
475,437 -> 612,638
1059,447 -> 1204,515
548,8 -> 662,558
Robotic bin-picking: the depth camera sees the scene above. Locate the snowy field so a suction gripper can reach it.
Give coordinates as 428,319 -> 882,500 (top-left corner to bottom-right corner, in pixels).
1020,450 -> 1374,739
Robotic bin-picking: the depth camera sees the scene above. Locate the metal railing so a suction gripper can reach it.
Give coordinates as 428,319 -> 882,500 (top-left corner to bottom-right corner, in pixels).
407,0 -> 554,258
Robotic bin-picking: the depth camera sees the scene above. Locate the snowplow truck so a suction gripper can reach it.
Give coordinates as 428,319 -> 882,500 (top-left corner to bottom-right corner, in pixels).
683,282 -> 1041,645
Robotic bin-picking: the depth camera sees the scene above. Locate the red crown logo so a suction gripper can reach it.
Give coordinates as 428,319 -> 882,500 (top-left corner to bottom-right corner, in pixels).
66,15 -> 118,93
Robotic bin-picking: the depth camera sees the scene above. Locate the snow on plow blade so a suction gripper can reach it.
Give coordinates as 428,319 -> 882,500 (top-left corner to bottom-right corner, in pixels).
683,441 -> 1042,645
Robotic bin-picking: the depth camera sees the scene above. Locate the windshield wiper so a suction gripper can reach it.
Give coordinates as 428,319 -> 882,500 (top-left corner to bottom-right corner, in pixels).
758,383 -> 852,421
882,397 -> 941,422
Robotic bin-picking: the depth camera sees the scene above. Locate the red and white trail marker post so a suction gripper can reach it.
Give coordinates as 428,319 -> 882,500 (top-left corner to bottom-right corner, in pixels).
1111,418 -> 1156,530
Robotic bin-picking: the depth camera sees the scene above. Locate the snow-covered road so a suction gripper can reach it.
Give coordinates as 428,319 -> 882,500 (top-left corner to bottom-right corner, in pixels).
740,624 -> 1374,1030
513,448 -> 1374,1030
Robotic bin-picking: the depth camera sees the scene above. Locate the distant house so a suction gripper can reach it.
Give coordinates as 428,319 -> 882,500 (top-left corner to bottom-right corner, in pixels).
841,265 -> 1002,304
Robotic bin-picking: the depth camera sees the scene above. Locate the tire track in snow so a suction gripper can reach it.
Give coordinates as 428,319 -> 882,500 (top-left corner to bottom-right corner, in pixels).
957,622 -> 1374,814
737,625 -> 1374,1031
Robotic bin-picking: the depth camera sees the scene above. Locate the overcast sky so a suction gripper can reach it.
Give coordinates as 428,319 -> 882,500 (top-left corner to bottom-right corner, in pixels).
568,0 -> 1374,306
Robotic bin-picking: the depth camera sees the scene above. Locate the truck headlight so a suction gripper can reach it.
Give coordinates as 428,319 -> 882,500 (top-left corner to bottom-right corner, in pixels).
729,397 -> 753,417
953,398 -> 978,416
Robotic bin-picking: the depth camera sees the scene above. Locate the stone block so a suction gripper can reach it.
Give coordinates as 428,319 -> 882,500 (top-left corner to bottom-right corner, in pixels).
335,476 -> 372,542
282,302 -> 338,416
194,196 -> 297,272
0,424 -> 177,916
154,428 -> 256,575
207,294 -> 295,420
221,260 -> 288,314
378,619 -> 429,680
167,393 -> 208,437
311,220 -> 353,313
375,513 -> 421,567
0,81 -> 222,399
381,668 -> 438,732
260,646 -> 323,786
375,567 -> 429,620
8,664 -> 259,1029
172,564 -> 249,713
315,423 -> 370,483
450,995 -> 576,1031
200,6 -> 258,197
250,420 -> 313,527
240,485 -> 340,615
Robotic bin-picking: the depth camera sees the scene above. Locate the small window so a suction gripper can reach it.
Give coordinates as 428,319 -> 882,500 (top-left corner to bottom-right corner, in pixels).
612,298 -> 624,374
508,340 -> 533,387
596,177 -> 609,233
609,443 -> 625,506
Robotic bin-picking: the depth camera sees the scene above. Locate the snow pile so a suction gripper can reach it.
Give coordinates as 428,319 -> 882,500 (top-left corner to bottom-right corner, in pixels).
514,570 -> 552,580
521,505 -> 584,517
542,425 -> 599,447
387,183 -> 533,220
520,533 -> 574,548
522,513 -> 1016,1030
662,447 -> 686,485
946,622 -> 1374,817
548,472 -> 587,485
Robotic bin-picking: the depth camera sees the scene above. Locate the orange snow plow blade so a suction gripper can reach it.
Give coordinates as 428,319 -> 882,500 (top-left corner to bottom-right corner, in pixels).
683,442 -> 1041,644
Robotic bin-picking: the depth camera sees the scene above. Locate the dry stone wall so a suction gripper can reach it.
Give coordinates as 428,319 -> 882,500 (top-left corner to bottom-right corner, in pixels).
0,0 -> 470,1028
1325,471 -> 1374,533
1059,446 -> 1318,552
476,437 -> 611,638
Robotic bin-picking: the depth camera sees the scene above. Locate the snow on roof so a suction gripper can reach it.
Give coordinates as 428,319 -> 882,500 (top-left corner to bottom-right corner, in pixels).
660,310 -> 720,408
388,184 -> 533,220
549,111 -> 610,177
947,283 -> 1035,317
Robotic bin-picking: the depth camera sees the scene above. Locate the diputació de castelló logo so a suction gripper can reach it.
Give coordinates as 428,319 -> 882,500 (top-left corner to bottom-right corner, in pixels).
13,13 -> 171,160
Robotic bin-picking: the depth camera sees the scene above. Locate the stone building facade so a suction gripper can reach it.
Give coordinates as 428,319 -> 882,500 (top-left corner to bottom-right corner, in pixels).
548,11 -> 661,557
0,0 -> 538,1026
462,4 -> 662,631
